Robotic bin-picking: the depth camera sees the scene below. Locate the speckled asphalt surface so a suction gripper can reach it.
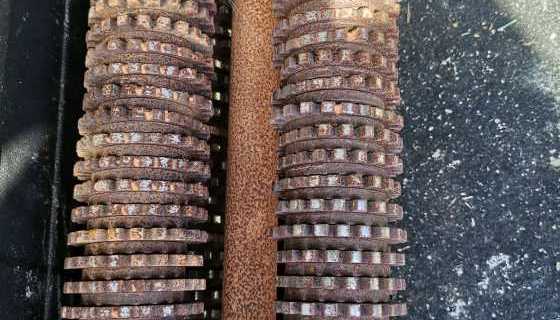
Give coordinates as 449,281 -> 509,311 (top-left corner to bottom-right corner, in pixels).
399,1 -> 560,319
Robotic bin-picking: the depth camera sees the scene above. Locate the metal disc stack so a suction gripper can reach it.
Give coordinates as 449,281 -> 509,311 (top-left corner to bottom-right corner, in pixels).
271,0 -> 408,318
62,1 -> 218,319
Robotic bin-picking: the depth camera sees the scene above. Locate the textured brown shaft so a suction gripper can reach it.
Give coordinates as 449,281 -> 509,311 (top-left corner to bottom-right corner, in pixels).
223,0 -> 279,319
223,0 -> 278,320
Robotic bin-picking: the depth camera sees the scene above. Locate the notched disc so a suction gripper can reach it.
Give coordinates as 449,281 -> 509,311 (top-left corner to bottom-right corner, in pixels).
65,254 -> 203,280
88,0 -> 216,34
67,228 -> 208,254
279,148 -> 402,177
72,204 -> 208,228
85,62 -> 212,94
87,37 -> 214,73
280,47 -> 398,85
279,123 -> 403,155
277,199 -> 403,225
273,74 -> 398,108
273,224 -> 407,250
64,254 -> 204,269
63,279 -> 205,305
79,106 -> 211,139
84,83 -> 214,122
73,179 -> 208,204
61,303 -> 204,319
76,132 -> 210,160
273,27 -> 397,65
87,13 -> 212,54
272,101 -> 403,133
278,250 -> 404,276
274,4 -> 398,40
276,301 -> 407,319
277,276 -> 405,303
74,156 -> 210,182
273,0 -> 401,18
275,174 -> 401,200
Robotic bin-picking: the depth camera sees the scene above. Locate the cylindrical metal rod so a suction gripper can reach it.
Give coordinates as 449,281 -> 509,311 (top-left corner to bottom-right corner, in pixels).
223,0 -> 279,319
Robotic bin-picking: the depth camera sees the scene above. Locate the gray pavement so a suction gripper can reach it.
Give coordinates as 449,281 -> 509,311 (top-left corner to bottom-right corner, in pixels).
399,1 -> 560,319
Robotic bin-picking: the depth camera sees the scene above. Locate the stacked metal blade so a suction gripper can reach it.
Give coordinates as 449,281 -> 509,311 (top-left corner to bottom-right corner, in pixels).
271,0 -> 407,318
62,1 -> 218,318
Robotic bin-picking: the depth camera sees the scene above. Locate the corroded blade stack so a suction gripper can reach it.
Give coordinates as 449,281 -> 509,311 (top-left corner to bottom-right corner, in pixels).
62,1 -> 218,318
271,0 -> 408,318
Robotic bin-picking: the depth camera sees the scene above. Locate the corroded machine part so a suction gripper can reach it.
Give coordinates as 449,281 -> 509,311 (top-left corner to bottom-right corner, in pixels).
277,276 -> 406,303
278,123 -> 403,155
88,0 -> 217,33
271,101 -> 403,132
276,198 -> 403,225
78,106 -> 213,140
71,204 -> 209,228
61,303 -> 205,319
84,62 -> 213,93
62,0 -> 218,317
279,149 -> 403,178
76,132 -> 211,160
275,174 -> 402,199
73,179 -> 209,204
272,0 -> 401,18
277,250 -> 405,277
67,228 -> 209,255
273,224 -> 407,251
86,36 -> 215,72
222,0 -> 279,319
276,301 -> 407,319
271,0 -> 406,317
73,156 -> 211,182
86,13 -> 214,51
65,254 -> 204,280
64,279 -> 206,305
83,84 -> 214,121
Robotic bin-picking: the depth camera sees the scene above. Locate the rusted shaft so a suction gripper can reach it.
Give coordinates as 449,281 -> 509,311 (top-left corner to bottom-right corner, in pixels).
222,0 -> 279,319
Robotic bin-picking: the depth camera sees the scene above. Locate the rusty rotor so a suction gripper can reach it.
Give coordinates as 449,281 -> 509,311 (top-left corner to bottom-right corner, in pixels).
62,0 -> 218,317
271,0 -> 406,317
